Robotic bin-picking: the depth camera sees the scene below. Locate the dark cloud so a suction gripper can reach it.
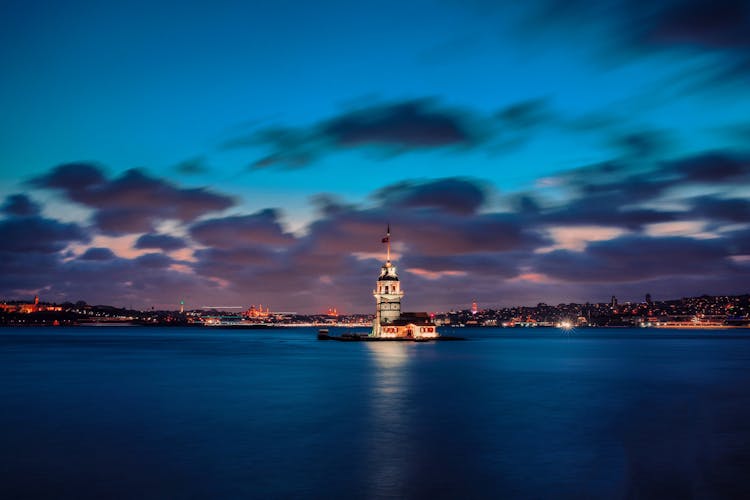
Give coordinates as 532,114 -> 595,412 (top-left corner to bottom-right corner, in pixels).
180,176 -> 548,312
32,163 -> 234,235
321,99 -> 477,148
1,194 -> 41,217
79,247 -> 116,261
174,156 -> 210,175
528,0 -> 750,86
640,0 -> 750,51
134,253 -> 174,269
403,252 -> 522,279
242,127 -> 319,169
529,150 -> 750,230
529,161 -> 677,229
496,98 -> 553,130
135,233 -> 187,251
534,235 -> 731,283
611,130 -> 673,158
0,235 -> 220,309
32,162 -> 106,191
226,98 -> 493,169
229,98 -> 567,169
689,196 -> 750,223
0,216 -> 88,253
93,208 -> 157,234
189,209 -> 293,249
6,150 -> 750,312
373,177 -> 487,215
192,247 -> 285,281
664,151 -> 750,183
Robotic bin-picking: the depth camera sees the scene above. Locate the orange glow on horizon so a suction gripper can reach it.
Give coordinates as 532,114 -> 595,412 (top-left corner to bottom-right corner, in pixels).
510,272 -> 555,284
405,268 -> 466,280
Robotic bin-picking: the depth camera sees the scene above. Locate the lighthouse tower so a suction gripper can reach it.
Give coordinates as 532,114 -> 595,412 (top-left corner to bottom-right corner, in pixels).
372,225 -> 404,337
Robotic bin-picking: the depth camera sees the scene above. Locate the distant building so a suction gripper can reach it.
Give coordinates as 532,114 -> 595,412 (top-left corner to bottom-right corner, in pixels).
244,304 -> 270,318
371,226 -> 438,339
0,295 -> 61,314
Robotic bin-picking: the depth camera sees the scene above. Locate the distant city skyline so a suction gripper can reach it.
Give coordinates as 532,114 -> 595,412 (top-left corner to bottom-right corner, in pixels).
1,0 -> 749,312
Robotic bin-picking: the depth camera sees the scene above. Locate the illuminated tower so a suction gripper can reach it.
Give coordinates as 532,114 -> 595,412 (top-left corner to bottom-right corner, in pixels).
372,225 -> 404,337
471,299 -> 478,315
179,300 -> 184,314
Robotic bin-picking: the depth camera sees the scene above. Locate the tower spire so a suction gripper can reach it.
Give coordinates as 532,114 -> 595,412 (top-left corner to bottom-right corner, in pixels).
382,224 -> 391,263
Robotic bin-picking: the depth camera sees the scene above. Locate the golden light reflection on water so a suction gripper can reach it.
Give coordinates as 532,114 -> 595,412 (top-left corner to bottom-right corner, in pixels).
367,342 -> 410,369
364,342 -> 414,497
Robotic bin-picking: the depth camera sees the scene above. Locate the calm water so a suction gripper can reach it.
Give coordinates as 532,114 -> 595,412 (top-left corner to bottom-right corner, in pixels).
2,326 -> 750,499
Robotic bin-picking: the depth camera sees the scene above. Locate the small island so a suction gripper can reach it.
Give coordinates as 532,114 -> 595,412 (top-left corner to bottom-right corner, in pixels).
319,226 -> 464,342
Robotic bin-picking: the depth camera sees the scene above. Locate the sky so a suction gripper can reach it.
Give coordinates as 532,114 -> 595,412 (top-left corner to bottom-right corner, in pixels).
1,0 -> 750,313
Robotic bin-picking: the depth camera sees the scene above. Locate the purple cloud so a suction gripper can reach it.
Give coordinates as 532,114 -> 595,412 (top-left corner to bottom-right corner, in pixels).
135,233 -> 188,251
79,247 -> 116,261
189,209 -> 294,249
32,163 -> 234,235
0,216 -> 88,253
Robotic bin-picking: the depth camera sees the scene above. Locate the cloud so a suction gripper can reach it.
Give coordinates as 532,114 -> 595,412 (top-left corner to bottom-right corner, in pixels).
495,98 -> 553,130
528,150 -> 750,230
638,0 -> 750,52
688,196 -> 750,223
0,212 -> 90,298
372,177 -> 487,215
1,194 -> 41,217
79,247 -> 116,261
189,209 -> 294,249
527,0 -> 750,87
533,235 -> 732,283
610,130 -> 673,158
321,99 -> 478,148
174,156 -> 210,175
0,215 -> 88,253
134,233 -> 188,251
226,98 -> 495,169
6,147 -> 750,311
664,151 -> 750,183
32,163 -> 235,235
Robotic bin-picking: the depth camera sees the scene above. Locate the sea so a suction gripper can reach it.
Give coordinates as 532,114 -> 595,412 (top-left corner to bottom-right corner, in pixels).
2,326 -> 750,499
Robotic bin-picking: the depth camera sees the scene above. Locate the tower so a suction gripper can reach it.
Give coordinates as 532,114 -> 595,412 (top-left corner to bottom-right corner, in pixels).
372,225 -> 404,337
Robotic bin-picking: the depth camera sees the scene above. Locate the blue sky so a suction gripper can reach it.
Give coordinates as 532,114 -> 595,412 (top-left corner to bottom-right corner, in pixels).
2,0 -> 750,312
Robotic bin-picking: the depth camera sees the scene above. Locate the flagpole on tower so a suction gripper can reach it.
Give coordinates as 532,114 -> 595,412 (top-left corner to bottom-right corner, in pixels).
382,224 -> 391,264
387,224 -> 391,263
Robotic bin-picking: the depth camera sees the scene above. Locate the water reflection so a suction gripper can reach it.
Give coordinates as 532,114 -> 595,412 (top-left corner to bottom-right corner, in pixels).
364,342 -> 413,498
